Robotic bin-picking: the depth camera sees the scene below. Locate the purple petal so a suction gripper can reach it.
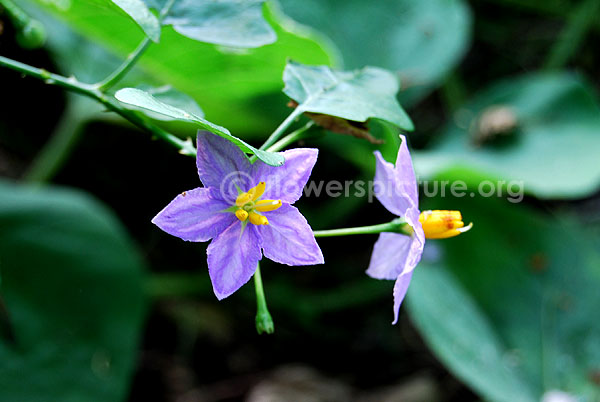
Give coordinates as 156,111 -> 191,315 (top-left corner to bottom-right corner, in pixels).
259,204 -> 324,266
366,232 -> 414,280
373,136 -> 419,216
394,135 -> 419,206
152,187 -> 235,242
392,270 -> 413,325
206,221 -> 262,299
196,131 -> 253,202
252,148 -> 318,204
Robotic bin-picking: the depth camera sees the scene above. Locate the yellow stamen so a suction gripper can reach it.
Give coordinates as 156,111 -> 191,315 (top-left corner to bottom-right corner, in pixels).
248,181 -> 266,201
235,209 -> 249,222
249,212 -> 269,225
254,199 -> 282,212
419,210 -> 473,239
235,192 -> 252,207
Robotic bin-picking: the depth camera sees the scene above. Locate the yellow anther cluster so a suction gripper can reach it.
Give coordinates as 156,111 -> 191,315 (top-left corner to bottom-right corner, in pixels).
234,181 -> 281,225
419,210 -> 473,239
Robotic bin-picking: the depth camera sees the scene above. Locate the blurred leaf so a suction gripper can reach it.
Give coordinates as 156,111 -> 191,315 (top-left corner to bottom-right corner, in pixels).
111,0 -> 160,42
115,87 -> 284,166
279,0 -> 472,102
407,196 -> 600,401
407,264 -> 537,402
146,0 -> 276,48
414,73 -> 600,198
283,60 -> 413,131
28,0 -> 333,134
0,180 -> 146,402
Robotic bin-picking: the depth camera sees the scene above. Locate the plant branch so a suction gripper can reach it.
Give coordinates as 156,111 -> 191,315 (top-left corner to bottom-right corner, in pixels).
0,55 -> 196,157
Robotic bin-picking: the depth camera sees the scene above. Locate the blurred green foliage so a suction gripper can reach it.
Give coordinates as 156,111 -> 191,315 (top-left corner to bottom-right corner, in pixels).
1,0 -> 600,401
409,196 -> 600,401
0,180 -> 146,401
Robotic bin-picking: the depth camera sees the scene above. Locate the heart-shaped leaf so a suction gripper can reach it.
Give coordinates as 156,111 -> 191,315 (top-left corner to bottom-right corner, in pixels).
116,87 -> 284,166
283,60 -> 414,131
279,0 -> 472,103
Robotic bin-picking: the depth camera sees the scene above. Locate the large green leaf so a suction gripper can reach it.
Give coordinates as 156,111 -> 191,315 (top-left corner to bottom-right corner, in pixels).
283,60 -> 414,131
279,0 -> 472,102
115,87 -> 284,166
414,73 -> 600,199
0,181 -> 146,402
27,0 -> 333,134
147,0 -> 276,48
407,196 -> 600,401
111,0 -> 160,41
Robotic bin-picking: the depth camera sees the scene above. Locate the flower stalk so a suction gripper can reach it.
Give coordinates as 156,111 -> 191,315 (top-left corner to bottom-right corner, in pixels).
254,264 -> 274,334
313,218 -> 412,238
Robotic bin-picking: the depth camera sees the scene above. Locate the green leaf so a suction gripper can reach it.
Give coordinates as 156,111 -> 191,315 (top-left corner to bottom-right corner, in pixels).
279,0 -> 472,103
130,85 -> 204,121
0,180 -> 146,401
283,60 -> 414,131
407,265 -> 537,402
28,0 -> 333,134
115,87 -> 284,166
111,0 -> 160,42
414,73 -> 600,198
407,196 -> 600,400
146,0 -> 276,48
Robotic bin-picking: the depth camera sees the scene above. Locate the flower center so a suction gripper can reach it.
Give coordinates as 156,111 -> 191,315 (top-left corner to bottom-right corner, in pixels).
419,210 -> 473,239
233,181 -> 282,225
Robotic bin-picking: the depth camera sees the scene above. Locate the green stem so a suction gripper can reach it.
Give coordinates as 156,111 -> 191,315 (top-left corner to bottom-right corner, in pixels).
313,219 -> 412,238
0,55 -> 196,157
23,97 -> 87,183
0,0 -> 29,28
543,0 -> 600,70
94,0 -> 175,91
249,121 -> 315,163
259,107 -> 305,151
95,37 -> 152,91
254,264 -> 274,334
266,121 -> 315,152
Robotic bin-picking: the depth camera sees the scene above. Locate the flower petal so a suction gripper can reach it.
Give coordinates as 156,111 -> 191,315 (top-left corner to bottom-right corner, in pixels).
207,222 -> 262,299
392,270 -> 413,325
152,187 -> 235,242
373,136 -> 419,216
259,204 -> 324,265
366,232 -> 414,280
252,148 -> 318,204
196,131 -> 253,202
395,135 -> 419,206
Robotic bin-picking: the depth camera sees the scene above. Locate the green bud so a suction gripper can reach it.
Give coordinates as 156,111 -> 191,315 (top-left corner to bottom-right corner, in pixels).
16,20 -> 46,49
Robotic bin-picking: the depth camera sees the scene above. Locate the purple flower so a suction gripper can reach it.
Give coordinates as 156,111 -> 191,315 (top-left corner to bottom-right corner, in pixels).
153,131 -> 324,299
369,135 -> 471,324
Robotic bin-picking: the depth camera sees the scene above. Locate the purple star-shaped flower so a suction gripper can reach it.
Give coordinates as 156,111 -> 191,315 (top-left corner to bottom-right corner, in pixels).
152,131 -> 324,299
369,135 -> 425,324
